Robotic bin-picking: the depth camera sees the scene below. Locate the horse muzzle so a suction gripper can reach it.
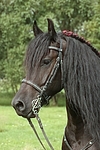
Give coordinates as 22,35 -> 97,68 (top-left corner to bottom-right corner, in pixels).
11,98 -> 36,118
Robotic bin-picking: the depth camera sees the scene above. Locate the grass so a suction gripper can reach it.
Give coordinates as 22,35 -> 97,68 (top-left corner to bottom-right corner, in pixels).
0,92 -> 14,106
0,106 -> 67,150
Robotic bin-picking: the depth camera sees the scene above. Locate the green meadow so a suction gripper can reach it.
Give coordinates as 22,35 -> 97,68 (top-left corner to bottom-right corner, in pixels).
0,106 -> 67,150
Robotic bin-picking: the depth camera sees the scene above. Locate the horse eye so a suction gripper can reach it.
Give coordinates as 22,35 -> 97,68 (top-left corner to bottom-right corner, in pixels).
42,59 -> 51,65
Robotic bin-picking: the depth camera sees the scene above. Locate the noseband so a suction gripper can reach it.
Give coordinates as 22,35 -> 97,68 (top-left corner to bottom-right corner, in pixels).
22,39 -> 63,114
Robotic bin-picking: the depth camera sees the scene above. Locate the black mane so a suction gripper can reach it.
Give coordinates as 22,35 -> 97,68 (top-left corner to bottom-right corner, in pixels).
62,33 -> 100,143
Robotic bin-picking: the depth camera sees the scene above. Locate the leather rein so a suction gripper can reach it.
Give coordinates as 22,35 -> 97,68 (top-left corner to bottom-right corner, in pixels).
22,39 -> 95,150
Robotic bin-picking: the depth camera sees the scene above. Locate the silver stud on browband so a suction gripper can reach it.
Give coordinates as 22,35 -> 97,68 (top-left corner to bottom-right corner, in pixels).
89,141 -> 92,145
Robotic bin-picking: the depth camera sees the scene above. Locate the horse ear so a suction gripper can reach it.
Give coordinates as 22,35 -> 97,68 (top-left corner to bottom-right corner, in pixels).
33,21 -> 43,36
47,18 -> 57,41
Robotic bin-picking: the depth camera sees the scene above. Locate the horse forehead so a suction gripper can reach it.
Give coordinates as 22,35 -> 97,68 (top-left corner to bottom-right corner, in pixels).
50,40 -> 59,47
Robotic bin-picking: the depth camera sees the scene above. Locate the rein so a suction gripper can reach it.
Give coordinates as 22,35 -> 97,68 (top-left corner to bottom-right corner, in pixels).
27,118 -> 46,150
27,114 -> 54,150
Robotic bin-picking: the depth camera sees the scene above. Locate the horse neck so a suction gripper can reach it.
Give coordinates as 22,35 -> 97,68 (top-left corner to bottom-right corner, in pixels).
67,106 -> 85,136
64,105 -> 100,150
65,105 -> 92,144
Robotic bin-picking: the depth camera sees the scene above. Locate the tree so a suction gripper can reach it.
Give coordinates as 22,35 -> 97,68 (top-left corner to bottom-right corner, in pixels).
0,0 -> 33,92
80,0 -> 100,50
0,0 -> 99,93
30,0 -> 96,31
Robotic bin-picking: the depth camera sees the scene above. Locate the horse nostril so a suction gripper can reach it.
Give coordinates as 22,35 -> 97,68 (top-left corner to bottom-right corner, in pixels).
15,100 -> 26,112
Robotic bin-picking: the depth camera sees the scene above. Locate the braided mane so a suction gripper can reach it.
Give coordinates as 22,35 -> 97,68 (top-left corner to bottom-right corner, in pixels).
63,30 -> 100,57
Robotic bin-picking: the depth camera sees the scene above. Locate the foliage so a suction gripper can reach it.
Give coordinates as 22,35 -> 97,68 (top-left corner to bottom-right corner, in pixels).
0,0 -> 100,93
0,92 -> 14,106
0,0 -> 33,92
79,0 -> 100,50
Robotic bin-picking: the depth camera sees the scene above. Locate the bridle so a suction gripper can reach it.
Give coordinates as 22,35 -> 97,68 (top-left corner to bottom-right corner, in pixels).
22,38 -> 95,150
22,39 -> 63,150
22,39 -> 63,114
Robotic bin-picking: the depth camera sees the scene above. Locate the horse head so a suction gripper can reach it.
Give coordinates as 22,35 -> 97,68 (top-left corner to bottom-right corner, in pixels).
12,19 -> 66,118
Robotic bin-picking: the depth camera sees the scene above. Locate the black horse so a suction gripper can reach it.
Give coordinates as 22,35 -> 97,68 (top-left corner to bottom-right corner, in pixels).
12,19 -> 100,150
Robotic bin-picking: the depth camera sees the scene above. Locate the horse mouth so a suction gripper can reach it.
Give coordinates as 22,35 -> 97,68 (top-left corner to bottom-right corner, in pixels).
14,109 -> 36,118
26,111 -> 36,118
24,107 -> 40,118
